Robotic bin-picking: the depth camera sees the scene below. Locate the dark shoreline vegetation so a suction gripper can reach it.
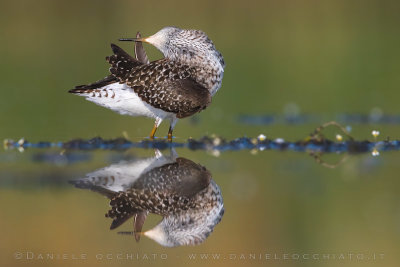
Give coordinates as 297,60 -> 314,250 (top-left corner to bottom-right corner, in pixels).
4,124 -> 396,154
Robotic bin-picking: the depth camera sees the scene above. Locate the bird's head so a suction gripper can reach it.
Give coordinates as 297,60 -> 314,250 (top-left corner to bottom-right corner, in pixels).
143,216 -> 212,247
120,27 -> 225,68
143,185 -> 225,247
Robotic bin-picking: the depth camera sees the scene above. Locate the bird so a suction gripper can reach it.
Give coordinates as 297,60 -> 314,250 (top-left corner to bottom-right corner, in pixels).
69,27 -> 225,141
70,150 -> 225,247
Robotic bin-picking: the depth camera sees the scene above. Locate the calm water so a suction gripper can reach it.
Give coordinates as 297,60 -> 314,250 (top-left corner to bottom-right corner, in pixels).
1,131 -> 400,266
2,1 -> 400,266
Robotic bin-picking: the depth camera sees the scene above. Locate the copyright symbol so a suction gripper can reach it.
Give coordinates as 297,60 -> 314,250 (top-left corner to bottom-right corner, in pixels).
14,252 -> 22,260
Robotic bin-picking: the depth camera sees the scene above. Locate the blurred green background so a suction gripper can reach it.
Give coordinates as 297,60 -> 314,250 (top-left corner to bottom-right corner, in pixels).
1,0 -> 400,266
1,0 -> 400,141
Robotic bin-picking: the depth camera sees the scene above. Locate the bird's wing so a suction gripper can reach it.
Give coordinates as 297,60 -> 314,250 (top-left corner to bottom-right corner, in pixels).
106,193 -> 138,230
70,43 -> 142,91
173,158 -> 211,197
129,77 -> 211,118
108,50 -> 211,118
135,32 -> 149,64
98,44 -> 211,117
147,78 -> 211,118
69,179 -> 117,199
132,157 -> 211,198
72,75 -> 118,90
104,157 -> 211,218
107,43 -> 143,81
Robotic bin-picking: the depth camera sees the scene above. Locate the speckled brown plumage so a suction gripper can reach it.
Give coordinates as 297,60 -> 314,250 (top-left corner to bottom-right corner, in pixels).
105,158 -> 211,228
70,151 -> 225,247
109,45 -> 211,118
70,44 -> 211,118
69,27 -> 225,141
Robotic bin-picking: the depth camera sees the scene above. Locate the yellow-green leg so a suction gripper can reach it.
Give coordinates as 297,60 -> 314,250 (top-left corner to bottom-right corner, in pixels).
149,123 -> 158,140
167,126 -> 173,142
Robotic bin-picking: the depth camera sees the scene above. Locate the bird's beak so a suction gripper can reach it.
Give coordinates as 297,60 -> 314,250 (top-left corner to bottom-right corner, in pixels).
117,231 -> 145,242
119,37 -> 148,43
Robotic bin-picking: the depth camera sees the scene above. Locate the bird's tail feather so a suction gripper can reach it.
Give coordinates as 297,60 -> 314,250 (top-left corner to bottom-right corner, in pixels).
69,43 -> 143,93
69,75 -> 117,93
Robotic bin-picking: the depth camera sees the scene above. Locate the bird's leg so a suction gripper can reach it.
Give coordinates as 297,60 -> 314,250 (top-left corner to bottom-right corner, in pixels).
167,118 -> 178,142
149,118 -> 162,140
167,126 -> 173,142
149,124 -> 158,140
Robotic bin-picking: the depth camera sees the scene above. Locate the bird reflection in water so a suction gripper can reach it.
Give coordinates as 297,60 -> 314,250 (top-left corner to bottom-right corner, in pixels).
70,150 -> 224,247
